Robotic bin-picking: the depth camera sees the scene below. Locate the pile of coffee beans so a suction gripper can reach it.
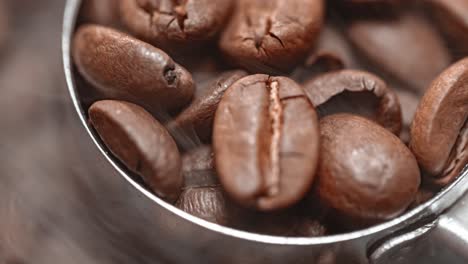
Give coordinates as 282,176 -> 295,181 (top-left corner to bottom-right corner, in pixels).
72,0 -> 468,235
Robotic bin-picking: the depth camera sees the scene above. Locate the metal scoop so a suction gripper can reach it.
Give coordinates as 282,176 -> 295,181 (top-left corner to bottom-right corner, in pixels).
62,0 -> 468,263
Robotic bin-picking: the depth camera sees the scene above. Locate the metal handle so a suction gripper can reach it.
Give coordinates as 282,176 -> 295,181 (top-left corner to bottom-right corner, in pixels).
370,166 -> 468,264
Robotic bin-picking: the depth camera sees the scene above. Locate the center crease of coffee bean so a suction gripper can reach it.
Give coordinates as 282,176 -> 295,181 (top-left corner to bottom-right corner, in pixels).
266,80 -> 282,196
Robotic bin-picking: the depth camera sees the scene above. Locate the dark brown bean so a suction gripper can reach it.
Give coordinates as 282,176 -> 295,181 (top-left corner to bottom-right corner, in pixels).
176,146 -> 229,224
410,57 -> 468,186
219,0 -> 324,73
408,186 -> 437,209
89,100 -> 183,202
214,75 -> 320,211
167,70 -> 247,149
317,114 -> 420,226
73,24 -> 194,114
119,0 -> 234,51
346,11 -> 451,93
304,70 -> 402,135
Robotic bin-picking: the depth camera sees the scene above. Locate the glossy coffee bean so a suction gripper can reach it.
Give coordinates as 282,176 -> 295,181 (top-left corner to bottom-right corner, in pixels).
176,145 -> 229,224
410,58 -> 468,186
120,0 -> 234,51
73,25 -> 194,113
168,70 -> 247,149
220,0 -> 324,73
214,75 -> 320,211
89,100 -> 183,202
80,0 -> 120,26
346,11 -> 451,93
429,0 -> 468,57
304,70 -> 402,135
317,114 -> 420,225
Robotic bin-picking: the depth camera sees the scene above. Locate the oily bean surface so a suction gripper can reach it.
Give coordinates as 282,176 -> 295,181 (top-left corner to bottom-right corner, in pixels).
73,25 -> 194,113
89,100 -> 183,202
120,0 -> 234,50
214,74 -> 320,211
317,114 -> 420,225
410,57 -> 468,186
220,0 -> 324,73
304,70 -> 402,135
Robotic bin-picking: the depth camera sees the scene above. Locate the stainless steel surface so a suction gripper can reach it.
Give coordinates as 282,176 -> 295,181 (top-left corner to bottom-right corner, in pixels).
63,0 -> 468,262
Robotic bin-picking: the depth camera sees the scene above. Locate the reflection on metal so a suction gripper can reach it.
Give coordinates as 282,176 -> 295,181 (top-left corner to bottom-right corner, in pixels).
63,1 -> 468,262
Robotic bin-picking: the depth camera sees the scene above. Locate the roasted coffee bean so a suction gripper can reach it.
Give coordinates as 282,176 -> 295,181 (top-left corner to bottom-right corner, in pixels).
168,70 -> 247,148
303,70 -> 402,135
80,0 -> 120,26
220,0 -> 324,74
73,25 -> 194,114
89,100 -> 183,202
429,0 -> 468,57
214,75 -> 320,211
346,11 -> 451,93
408,186 -> 437,209
316,114 -> 420,226
120,0 -> 234,52
181,145 -> 217,187
176,146 -> 229,224
410,58 -> 468,186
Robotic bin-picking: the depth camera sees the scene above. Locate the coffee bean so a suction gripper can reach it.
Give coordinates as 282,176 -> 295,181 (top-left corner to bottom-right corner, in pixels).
408,186 -> 437,209
168,70 -> 247,149
214,74 -> 320,211
410,57 -> 468,187
176,145 -> 229,224
219,0 -> 324,74
181,145 -> 217,186
73,25 -> 194,114
89,100 -> 183,202
80,0 -> 121,26
345,11 -> 451,93
119,0 -> 234,52
429,0 -> 468,58
303,70 -> 402,135
316,114 -> 420,226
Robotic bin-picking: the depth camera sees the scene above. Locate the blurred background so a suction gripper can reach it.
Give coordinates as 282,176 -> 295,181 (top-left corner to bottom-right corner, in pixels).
0,1 -> 172,263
